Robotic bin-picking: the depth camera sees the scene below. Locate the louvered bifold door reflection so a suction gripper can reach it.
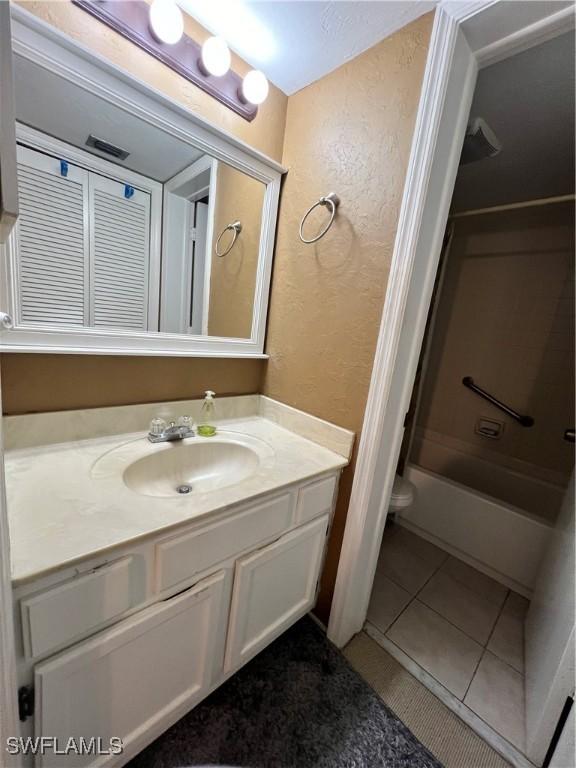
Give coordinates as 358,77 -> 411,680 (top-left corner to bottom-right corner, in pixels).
89,174 -> 151,331
16,145 -> 89,326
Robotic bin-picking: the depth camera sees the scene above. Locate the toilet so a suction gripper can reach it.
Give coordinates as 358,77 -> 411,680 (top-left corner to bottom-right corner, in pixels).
389,474 -> 415,513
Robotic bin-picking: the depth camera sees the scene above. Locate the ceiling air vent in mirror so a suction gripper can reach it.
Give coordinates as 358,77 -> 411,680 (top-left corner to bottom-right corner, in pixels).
85,134 -> 130,161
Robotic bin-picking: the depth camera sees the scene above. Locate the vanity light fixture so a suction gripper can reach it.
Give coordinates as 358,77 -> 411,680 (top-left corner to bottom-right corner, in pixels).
148,0 -> 184,45
240,70 -> 269,106
200,36 -> 231,77
72,0 -> 258,121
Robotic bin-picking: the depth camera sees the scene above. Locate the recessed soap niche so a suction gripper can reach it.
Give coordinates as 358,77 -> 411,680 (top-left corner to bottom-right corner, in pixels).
475,417 -> 504,440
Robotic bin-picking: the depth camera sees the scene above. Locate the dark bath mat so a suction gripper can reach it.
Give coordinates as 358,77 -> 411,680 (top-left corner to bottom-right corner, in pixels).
127,617 -> 443,768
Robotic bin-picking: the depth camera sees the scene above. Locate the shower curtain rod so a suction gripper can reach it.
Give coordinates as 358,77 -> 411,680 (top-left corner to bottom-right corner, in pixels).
450,193 -> 575,219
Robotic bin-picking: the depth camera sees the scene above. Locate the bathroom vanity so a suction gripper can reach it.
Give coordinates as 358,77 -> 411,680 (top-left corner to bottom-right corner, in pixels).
0,10 -> 355,766
6,395 -> 353,768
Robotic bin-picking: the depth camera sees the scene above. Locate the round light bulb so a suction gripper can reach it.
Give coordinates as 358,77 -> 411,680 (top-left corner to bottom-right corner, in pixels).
241,70 -> 269,105
200,36 -> 231,77
149,0 -> 184,45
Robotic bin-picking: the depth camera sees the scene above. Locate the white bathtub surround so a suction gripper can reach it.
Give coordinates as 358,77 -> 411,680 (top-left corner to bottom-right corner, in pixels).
3,394 -> 355,459
366,525 -> 532,768
400,465 -> 551,595
5,399 -> 353,585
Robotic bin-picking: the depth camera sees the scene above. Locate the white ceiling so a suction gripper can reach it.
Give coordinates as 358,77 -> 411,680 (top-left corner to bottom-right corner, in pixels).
452,31 -> 575,212
13,56 -> 204,182
180,0 -> 436,95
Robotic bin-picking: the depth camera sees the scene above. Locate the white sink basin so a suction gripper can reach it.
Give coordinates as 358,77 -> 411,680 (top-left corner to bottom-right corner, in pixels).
91,431 -> 275,498
125,440 -> 259,497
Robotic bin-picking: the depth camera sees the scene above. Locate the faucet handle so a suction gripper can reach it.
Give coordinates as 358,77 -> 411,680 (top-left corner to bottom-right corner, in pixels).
149,417 -> 167,436
177,415 -> 194,431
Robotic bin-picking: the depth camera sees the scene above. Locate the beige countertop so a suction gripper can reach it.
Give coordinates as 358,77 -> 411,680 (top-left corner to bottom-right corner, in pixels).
6,412 -> 350,586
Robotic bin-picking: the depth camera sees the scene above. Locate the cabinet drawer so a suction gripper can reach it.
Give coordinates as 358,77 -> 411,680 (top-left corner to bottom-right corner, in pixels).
155,492 -> 294,592
21,556 -> 146,660
34,570 -> 226,768
295,474 -> 338,525
225,514 -> 329,673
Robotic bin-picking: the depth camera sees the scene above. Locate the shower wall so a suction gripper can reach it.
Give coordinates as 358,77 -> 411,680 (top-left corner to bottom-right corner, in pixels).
412,202 -> 575,520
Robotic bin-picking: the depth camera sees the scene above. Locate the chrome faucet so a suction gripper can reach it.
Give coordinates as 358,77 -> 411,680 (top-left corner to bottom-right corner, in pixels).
148,417 -> 195,443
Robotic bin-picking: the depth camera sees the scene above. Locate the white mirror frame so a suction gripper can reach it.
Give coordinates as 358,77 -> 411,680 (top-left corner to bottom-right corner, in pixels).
0,6 -> 286,358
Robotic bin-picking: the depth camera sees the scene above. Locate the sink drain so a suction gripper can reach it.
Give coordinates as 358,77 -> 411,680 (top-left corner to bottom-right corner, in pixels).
176,484 -> 192,494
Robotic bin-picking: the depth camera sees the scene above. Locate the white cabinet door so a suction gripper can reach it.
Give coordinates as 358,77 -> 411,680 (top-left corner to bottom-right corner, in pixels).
34,570 -> 226,768
16,145 -> 89,326
225,515 -> 329,673
88,173 -> 151,331
0,0 -> 18,244
0,11 -> 19,746
21,556 -> 147,660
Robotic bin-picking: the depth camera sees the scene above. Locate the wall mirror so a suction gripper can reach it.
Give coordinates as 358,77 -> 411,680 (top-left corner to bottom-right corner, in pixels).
0,7 -> 284,357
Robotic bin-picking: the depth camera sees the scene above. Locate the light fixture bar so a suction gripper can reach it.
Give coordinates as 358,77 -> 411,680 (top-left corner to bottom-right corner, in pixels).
72,0 -> 258,122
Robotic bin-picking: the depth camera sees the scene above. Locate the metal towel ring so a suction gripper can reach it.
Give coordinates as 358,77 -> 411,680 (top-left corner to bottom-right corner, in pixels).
215,220 -> 242,257
299,192 -> 340,244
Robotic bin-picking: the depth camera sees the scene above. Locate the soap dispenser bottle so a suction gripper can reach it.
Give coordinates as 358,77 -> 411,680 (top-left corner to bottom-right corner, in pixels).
197,391 -> 217,437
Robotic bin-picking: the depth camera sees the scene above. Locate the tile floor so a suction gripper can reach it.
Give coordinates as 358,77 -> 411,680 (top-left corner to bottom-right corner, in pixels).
366,524 -> 529,753
345,632 -> 512,768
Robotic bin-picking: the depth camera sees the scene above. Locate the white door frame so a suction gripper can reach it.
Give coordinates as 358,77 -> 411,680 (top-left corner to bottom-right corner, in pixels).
0,371 -> 19,766
0,376 -> 19,764
328,0 -> 575,649
0,3 -> 21,762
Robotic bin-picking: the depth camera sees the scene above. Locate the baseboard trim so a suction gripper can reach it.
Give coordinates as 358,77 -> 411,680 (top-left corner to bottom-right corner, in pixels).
308,611 -> 328,633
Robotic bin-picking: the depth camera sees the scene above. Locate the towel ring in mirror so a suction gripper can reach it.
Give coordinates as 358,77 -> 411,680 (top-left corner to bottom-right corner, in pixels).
215,220 -> 242,257
299,192 -> 340,244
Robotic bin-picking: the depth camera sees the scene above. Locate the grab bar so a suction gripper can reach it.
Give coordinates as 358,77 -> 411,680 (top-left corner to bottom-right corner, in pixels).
462,377 -> 534,427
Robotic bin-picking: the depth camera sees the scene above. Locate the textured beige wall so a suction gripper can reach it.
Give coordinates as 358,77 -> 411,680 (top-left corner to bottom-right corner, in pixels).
2,0 -> 286,415
208,164 -> 266,338
1,354 -> 263,414
263,12 -> 434,620
414,203 -> 575,495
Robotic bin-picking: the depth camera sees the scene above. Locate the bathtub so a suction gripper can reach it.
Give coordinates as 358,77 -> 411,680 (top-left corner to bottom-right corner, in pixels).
398,465 -> 553,597
410,430 -> 566,521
